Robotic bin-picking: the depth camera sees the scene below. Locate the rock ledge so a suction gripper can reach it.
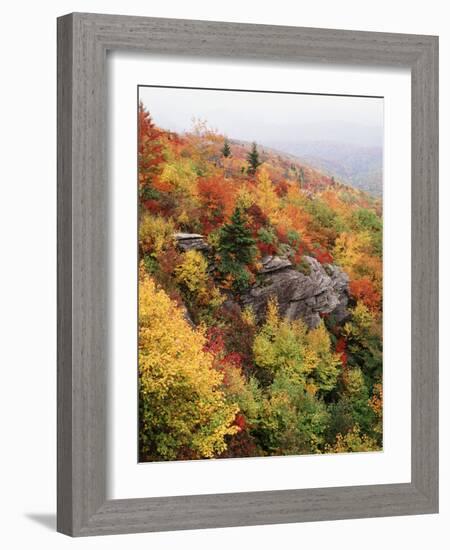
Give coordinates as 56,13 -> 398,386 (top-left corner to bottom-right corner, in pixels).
243,255 -> 349,328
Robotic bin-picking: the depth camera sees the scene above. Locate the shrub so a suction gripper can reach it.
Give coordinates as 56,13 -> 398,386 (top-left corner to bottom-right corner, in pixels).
139,272 -> 238,461
325,425 -> 380,453
139,212 -> 175,257
174,249 -> 209,295
253,300 -> 340,394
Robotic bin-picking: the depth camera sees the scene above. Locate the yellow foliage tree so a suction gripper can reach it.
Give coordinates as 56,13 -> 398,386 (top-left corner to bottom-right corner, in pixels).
342,301 -> 376,341
235,185 -> 255,211
342,367 -> 365,398
333,230 -> 382,294
139,272 -> 238,460
253,299 -> 340,393
305,322 -> 342,393
159,157 -> 198,196
139,213 -> 175,257
174,249 -> 209,295
333,230 -> 373,272
254,167 -> 281,224
174,250 -> 224,315
325,425 -> 379,453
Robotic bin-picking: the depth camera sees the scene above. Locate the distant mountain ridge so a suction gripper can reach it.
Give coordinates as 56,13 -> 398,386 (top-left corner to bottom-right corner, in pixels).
250,140 -> 383,197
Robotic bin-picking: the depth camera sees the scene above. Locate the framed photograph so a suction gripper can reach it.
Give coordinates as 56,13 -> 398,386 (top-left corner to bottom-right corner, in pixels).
57,13 -> 438,536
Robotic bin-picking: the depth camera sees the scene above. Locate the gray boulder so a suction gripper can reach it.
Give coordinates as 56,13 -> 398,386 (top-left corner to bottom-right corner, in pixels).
260,255 -> 293,273
174,232 -> 210,252
242,255 -> 349,329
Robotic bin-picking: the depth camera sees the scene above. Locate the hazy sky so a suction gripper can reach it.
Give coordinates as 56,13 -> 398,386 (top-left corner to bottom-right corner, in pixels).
139,86 -> 383,149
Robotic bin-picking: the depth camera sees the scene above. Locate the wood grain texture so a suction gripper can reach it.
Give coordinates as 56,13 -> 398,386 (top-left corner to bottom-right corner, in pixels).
57,13 -> 73,535
410,35 -> 439,506
57,12 -> 439,536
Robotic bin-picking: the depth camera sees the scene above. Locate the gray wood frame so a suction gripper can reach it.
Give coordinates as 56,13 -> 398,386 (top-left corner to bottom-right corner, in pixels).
57,12 -> 438,537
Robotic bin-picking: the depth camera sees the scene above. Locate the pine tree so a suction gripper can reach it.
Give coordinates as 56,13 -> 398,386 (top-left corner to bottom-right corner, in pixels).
247,142 -> 261,175
218,207 -> 256,291
219,208 -> 256,265
221,137 -> 231,158
298,167 -> 305,186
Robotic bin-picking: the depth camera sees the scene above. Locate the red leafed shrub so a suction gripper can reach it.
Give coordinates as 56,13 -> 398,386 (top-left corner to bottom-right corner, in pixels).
198,176 -> 235,232
335,337 -> 346,353
215,306 -> 256,373
247,204 -> 269,235
335,337 -> 348,367
314,248 -> 333,264
204,326 -> 226,356
349,277 -> 381,312
142,199 -> 174,218
258,241 -> 277,257
275,179 -> 289,197
158,247 -> 181,276
142,199 -> 160,213
234,413 -> 247,431
138,104 -> 164,158
218,430 -> 263,458
152,178 -> 173,193
221,351 -> 244,369
276,226 -> 288,244
206,329 -> 248,378
138,104 -> 165,191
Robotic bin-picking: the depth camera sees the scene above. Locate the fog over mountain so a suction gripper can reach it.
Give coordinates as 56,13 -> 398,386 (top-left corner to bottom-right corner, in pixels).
263,140 -> 383,196
139,86 -> 384,196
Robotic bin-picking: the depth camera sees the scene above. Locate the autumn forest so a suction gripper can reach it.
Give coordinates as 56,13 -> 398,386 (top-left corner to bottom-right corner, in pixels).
138,91 -> 383,462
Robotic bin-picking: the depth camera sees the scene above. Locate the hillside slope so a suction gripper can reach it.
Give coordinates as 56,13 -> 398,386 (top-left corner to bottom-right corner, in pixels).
263,140 -> 383,196
138,104 -> 383,462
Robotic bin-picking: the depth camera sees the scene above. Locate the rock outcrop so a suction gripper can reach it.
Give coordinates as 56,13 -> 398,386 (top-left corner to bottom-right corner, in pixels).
259,255 -> 292,273
174,233 -> 210,252
242,255 -> 349,329
173,233 -> 350,329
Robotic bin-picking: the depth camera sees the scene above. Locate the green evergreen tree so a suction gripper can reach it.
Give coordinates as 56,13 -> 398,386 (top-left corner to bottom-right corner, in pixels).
219,208 -> 256,265
217,207 -> 256,291
247,142 -> 261,175
298,167 -> 305,186
221,137 -> 232,158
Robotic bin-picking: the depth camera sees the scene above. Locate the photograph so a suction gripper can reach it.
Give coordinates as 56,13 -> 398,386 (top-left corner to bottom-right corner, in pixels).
0,1 -> 442,543
138,86 -> 384,462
